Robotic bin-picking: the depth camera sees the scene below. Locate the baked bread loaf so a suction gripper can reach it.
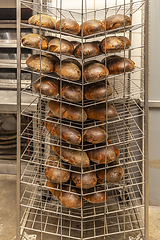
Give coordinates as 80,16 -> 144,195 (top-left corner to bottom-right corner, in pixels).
101,55 -> 135,74
71,168 -> 97,189
86,103 -> 117,120
83,126 -> 108,144
55,59 -> 81,81
71,41 -> 81,51
84,60 -> 109,82
87,145 -> 120,164
34,77 -> 59,96
62,82 -> 82,102
48,101 -> 87,122
44,117 -> 81,145
45,155 -> 70,183
103,14 -> 131,31
82,20 -> 105,36
83,186 -> 107,203
52,145 -> 90,168
26,54 -> 55,73
21,33 -> 48,50
74,42 -> 100,59
100,36 -> 131,53
97,160 -> 124,184
48,37 -> 74,56
56,18 -> 80,35
28,14 -> 57,29
84,81 -> 112,101
42,53 -> 59,64
46,181 -> 83,208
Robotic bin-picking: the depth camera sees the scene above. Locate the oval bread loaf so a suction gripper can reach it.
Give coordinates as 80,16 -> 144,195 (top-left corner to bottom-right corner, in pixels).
83,126 -> 108,144
26,54 -> 55,73
100,36 -> 131,53
21,33 -> 48,50
101,55 -> 135,74
52,145 -> 90,168
74,42 -> 100,59
45,155 -> 70,183
83,20 -> 105,36
48,100 -> 87,122
83,186 -> 107,203
34,77 -> 59,96
103,14 -> 131,31
44,117 -> 81,145
46,181 -> 83,208
28,14 -> 57,29
62,82 -> 82,103
48,37 -> 74,56
84,81 -> 113,101
87,145 -> 120,164
84,60 -> 109,82
56,18 -> 80,35
86,103 -> 117,120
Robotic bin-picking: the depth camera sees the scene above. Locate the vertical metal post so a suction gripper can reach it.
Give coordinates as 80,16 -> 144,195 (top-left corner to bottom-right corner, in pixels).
16,0 -> 21,239
144,0 -> 149,239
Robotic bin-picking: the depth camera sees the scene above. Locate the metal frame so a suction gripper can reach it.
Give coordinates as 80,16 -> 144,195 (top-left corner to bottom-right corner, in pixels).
17,0 -> 149,239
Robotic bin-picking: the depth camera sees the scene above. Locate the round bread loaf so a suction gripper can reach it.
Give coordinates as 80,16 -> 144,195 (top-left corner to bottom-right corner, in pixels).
97,160 -> 124,183
44,117 -> 81,145
101,55 -> 135,74
103,14 -> 131,31
52,145 -> 90,168
86,103 -> 117,120
70,41 -> 81,51
83,186 -> 107,203
46,181 -> 83,208
83,20 -> 105,36
62,82 -> 82,103
74,42 -> 100,59
87,145 -> 120,164
71,168 -> 97,189
56,18 -> 80,35
83,126 -> 108,144
28,14 -> 57,29
55,59 -> 81,81
84,60 -> 109,82
34,77 -> 59,96
21,33 -> 48,50
48,100 -> 87,122
26,54 -> 55,73
48,37 -> 74,56
45,155 -> 70,183
85,81 -> 113,101
100,36 -> 131,53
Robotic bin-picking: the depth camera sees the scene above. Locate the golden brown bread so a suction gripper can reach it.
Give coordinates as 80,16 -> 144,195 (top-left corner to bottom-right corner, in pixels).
28,14 -> 57,29
84,81 -> 113,101
71,168 -> 97,189
101,55 -> 135,74
48,100 -> 87,122
26,54 -> 55,73
74,42 -> 100,59
83,126 -> 108,144
42,53 -> 59,64
70,41 -> 81,50
82,20 -> 105,36
62,82 -> 82,103
83,186 -> 107,203
55,59 -> 81,81
100,36 -> 131,53
46,181 -> 83,208
34,77 -> 59,96
21,33 -> 48,50
103,14 -> 131,31
97,161 -> 124,183
45,155 -> 70,183
84,60 -> 109,82
87,145 -> 120,164
86,103 -> 117,120
56,18 -> 80,35
44,117 -> 81,145
48,37 -> 74,56
52,145 -> 90,168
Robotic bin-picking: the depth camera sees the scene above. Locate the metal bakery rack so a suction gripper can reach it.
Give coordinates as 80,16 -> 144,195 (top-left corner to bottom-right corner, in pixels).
17,0 -> 149,240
